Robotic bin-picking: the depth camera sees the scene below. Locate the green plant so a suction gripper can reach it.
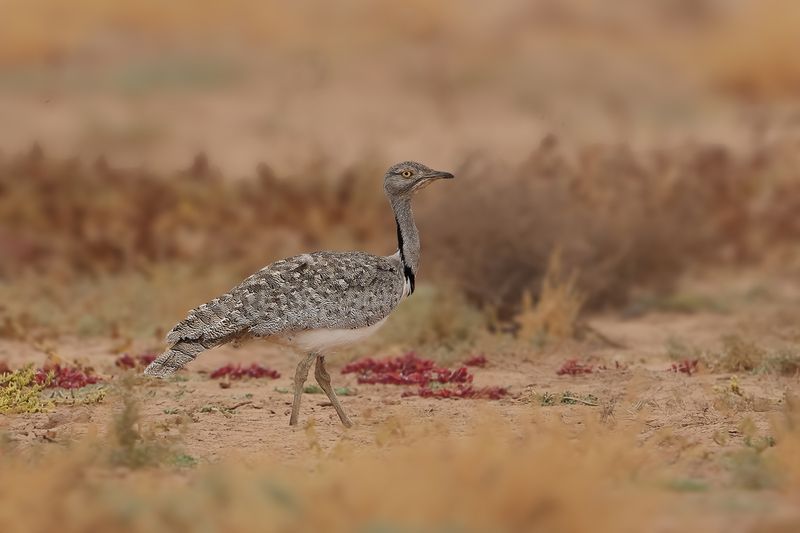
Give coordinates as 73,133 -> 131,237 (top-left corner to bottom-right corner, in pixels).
0,365 -> 52,413
172,453 -> 198,468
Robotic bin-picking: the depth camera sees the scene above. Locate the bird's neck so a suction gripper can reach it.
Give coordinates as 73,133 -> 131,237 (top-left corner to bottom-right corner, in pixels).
391,196 -> 419,295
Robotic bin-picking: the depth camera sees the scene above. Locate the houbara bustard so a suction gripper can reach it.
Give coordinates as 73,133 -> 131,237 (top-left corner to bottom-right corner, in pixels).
145,161 -> 454,427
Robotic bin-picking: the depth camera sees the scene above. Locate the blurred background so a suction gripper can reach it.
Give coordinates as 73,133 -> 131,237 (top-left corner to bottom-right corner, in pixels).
2,0 -> 800,339
1,0 -> 800,170
4,3 -> 800,532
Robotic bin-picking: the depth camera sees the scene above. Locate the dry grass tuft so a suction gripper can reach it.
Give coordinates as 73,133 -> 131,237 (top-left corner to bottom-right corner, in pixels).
4,405 -> 799,531
758,351 -> 800,377
516,251 -> 584,342
709,335 -> 768,373
105,376 -> 186,469
0,412 -> 664,532
704,336 -> 800,377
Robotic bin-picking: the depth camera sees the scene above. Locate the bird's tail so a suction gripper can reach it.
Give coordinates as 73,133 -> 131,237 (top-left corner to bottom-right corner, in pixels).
143,340 -> 209,378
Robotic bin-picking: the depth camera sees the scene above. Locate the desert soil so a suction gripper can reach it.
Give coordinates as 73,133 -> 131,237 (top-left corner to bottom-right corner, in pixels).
1,296 -> 794,477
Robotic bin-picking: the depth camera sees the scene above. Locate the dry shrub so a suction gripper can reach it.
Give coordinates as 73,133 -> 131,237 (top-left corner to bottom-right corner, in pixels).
704,336 -> 800,377
0,147 -> 389,278
422,138 -> 800,316
709,335 -> 768,373
759,351 -> 800,377
3,139 -> 800,326
516,250 -> 584,341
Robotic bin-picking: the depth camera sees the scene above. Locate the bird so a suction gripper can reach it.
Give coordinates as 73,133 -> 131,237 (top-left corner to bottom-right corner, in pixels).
144,161 -> 454,427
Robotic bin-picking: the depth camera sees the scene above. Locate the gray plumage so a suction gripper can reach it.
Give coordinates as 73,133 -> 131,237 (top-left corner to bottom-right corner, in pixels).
173,252 -> 404,340
144,161 -> 454,427
146,252 -> 405,376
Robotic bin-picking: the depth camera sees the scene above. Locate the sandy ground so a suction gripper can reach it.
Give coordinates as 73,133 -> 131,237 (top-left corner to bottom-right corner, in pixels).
3,280 -> 800,531
1,304 -> 795,476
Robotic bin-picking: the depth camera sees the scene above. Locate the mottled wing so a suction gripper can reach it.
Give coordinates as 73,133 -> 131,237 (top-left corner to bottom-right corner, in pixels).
166,251 -> 404,344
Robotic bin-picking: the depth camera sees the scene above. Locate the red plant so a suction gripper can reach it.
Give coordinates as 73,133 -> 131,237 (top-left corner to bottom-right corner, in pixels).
210,363 -> 280,380
669,359 -> 699,376
35,363 -> 100,389
115,352 -> 157,370
403,385 -> 508,400
556,359 -> 593,376
342,352 -> 507,400
464,354 -> 488,368
0,360 -> 10,374
341,352 -> 472,386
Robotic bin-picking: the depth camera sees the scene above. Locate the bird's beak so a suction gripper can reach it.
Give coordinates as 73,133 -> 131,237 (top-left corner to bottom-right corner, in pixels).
424,170 -> 455,180
412,169 -> 454,193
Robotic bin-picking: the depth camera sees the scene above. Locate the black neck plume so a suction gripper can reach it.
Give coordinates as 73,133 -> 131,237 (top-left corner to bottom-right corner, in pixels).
395,216 -> 416,295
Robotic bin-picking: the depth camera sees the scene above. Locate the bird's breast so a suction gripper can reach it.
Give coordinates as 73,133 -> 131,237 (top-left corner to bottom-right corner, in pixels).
281,318 -> 388,353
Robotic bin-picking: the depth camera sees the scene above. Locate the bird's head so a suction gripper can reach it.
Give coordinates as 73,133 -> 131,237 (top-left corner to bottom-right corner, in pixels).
383,161 -> 454,199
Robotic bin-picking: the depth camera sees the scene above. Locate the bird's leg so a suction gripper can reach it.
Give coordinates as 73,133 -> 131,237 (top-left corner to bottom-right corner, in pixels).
315,355 -> 353,428
289,352 -> 317,426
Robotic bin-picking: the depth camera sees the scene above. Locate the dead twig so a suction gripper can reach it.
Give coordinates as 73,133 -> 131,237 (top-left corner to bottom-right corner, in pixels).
227,400 -> 253,411
561,396 -> 599,406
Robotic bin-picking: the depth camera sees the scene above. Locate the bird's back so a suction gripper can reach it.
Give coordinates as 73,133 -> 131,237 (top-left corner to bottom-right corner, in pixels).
167,251 -> 405,345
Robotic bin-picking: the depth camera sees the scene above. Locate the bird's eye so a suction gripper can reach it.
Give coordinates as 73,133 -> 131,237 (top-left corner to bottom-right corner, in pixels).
401,170 -> 412,178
